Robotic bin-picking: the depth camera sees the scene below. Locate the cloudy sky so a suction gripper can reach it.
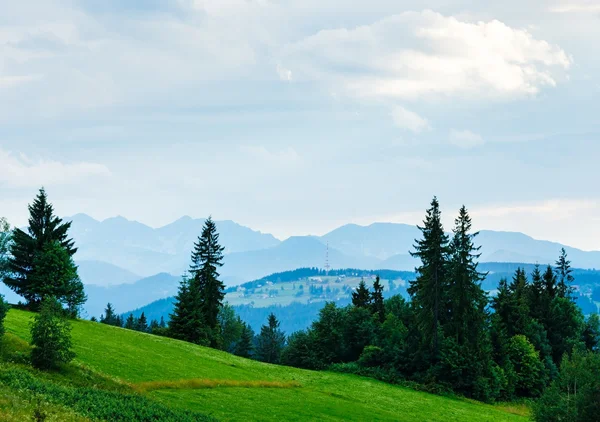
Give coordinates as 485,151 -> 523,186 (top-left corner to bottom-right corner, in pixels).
1,0 -> 599,249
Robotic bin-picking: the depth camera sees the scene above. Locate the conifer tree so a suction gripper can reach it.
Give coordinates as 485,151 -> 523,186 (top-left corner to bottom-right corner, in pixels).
101,303 -> 117,326
555,248 -> 574,299
370,276 -> 385,322
137,312 -> 148,332
159,316 -> 166,328
5,188 -> 78,307
0,217 -> 11,281
189,216 -> 225,347
235,322 -> 255,358
409,197 -> 451,361
528,265 -> 545,323
352,279 -> 371,308
256,313 -> 285,364
30,297 -> 75,369
124,313 -> 136,330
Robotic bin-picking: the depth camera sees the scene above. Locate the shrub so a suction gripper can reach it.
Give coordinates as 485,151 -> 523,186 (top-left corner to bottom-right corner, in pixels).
30,297 -> 75,370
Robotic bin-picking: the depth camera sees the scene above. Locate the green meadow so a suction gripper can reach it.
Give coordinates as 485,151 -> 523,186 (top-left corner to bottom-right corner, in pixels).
2,309 -> 529,421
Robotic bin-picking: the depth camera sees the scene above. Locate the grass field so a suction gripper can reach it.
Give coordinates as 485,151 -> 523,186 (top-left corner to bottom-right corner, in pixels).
2,309 -> 530,421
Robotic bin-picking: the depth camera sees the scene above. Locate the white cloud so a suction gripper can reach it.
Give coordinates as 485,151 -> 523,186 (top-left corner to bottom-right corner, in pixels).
449,129 -> 484,148
280,10 -> 571,101
0,149 -> 111,188
390,106 -> 430,133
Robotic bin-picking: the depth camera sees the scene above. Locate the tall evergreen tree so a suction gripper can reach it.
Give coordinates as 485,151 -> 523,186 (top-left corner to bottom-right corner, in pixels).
124,313 -> 136,330
100,303 -> 117,326
555,248 -> 574,299
169,276 -> 207,344
137,312 -> 148,332
189,216 -> 225,348
159,316 -> 166,328
409,197 -> 451,361
256,313 -> 285,364
370,276 -> 385,322
528,265 -> 545,323
234,322 -> 255,358
352,279 -> 371,309
4,188 -> 77,307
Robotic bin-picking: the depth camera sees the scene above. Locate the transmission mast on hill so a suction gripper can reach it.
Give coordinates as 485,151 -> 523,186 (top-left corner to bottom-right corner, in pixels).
324,242 -> 331,276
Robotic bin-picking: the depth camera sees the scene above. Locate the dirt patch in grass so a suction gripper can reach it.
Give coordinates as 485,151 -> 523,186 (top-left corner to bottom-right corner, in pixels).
134,378 -> 302,393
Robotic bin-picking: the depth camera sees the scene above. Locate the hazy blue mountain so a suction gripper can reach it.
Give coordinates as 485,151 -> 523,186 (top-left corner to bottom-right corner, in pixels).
222,236 -> 381,281
76,260 -> 140,286
83,273 -> 180,319
321,223 -> 420,260
65,214 -> 281,276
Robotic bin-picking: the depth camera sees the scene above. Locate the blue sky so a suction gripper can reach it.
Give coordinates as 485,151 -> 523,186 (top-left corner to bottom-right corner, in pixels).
1,0 -> 599,249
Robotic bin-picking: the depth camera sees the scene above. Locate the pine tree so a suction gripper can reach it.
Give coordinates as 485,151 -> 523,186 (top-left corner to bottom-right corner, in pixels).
528,265 -> 545,323
507,268 -> 531,337
555,248 -> 574,299
256,313 -> 285,364
409,197 -> 451,361
101,303 -> 117,326
5,188 -> 77,307
169,276 -> 208,345
137,312 -> 148,332
234,322 -> 255,358
159,316 -> 166,328
370,276 -> 385,322
189,216 -> 225,348
352,279 -> 371,308
124,314 -> 136,330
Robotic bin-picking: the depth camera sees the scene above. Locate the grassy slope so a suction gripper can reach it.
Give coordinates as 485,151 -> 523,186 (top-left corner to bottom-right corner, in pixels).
5,309 -> 528,421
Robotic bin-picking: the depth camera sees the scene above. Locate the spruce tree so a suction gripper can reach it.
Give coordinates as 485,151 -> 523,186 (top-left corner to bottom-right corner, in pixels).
256,313 -> 285,364
235,322 -> 255,358
159,316 -> 166,328
528,265 -> 545,323
189,217 -> 225,347
5,188 -> 77,307
101,303 -> 117,326
352,279 -> 371,308
555,248 -> 574,299
169,276 -> 208,345
409,197 -> 450,361
137,312 -> 148,332
370,276 -> 385,322
124,314 -> 136,330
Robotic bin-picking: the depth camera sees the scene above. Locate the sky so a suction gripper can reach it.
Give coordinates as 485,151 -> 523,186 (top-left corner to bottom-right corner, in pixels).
0,0 -> 600,249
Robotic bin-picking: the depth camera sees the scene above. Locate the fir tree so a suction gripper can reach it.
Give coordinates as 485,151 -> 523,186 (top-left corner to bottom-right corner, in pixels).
555,248 -> 574,299
5,188 -> 77,307
370,276 -> 385,322
169,276 -> 208,345
352,279 -> 371,308
234,322 -> 255,358
409,197 -> 451,361
256,313 -> 285,364
124,314 -> 136,330
528,265 -> 545,323
137,312 -> 148,332
159,316 -> 166,328
189,216 -> 225,347
100,303 -> 117,326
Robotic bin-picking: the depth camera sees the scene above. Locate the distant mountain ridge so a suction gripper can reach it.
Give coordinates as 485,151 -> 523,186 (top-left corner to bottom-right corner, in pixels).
62,215 -> 600,290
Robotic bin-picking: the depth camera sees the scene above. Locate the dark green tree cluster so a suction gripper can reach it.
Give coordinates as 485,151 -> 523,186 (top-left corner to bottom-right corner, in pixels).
0,294 -> 8,340
280,197 -> 599,403
100,303 -> 123,327
169,217 -> 226,348
3,189 -> 86,314
256,313 -> 285,364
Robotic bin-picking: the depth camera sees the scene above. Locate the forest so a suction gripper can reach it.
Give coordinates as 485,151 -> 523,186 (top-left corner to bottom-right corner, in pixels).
1,189 -> 599,421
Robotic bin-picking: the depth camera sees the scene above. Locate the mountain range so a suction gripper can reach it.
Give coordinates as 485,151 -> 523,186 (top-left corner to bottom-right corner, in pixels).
62,215 -> 600,289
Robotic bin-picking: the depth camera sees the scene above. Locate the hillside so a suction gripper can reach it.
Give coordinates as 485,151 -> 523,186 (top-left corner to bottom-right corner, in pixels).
2,309 -> 528,421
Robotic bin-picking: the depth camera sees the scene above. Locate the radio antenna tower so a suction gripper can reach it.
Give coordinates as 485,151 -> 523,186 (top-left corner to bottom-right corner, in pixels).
324,242 -> 331,276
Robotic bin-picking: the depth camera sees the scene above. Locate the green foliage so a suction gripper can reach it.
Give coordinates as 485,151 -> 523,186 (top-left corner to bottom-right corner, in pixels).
0,366 -> 213,422
5,188 -> 77,307
170,217 -> 225,348
533,350 -> 600,422
358,345 -> 386,368
218,304 -> 244,353
409,196 -> 451,362
506,335 -> 545,397
371,275 -> 386,322
29,242 -> 86,316
30,298 -> 75,370
136,312 -> 148,332
555,248 -> 574,299
351,278 -> 371,308
256,313 -> 285,364
233,321 -> 254,358
281,330 -> 324,369
0,294 -> 8,338
581,313 -> 599,351
100,303 -> 120,326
